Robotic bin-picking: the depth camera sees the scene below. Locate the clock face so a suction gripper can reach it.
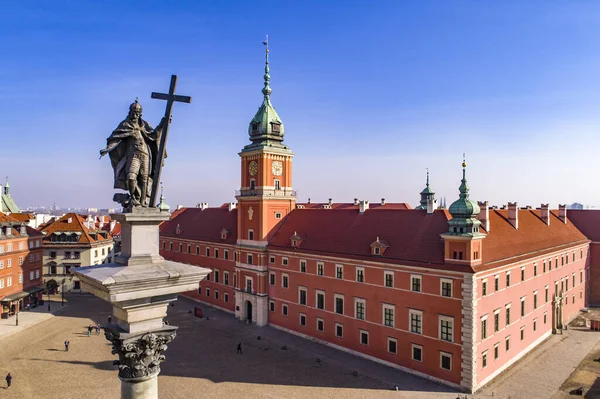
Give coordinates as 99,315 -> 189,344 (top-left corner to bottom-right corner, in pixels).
248,161 -> 258,176
272,161 -> 283,176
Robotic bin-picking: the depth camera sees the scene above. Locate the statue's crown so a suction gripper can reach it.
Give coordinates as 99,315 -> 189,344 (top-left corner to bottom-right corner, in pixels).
129,98 -> 142,112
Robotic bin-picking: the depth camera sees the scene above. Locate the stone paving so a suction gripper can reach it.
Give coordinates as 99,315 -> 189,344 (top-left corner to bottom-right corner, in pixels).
0,294 -> 597,398
0,296 -> 68,340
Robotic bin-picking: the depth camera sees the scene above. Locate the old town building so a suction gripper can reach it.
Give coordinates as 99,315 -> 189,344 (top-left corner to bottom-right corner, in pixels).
159,47 -> 591,393
0,214 -> 44,319
39,213 -> 114,293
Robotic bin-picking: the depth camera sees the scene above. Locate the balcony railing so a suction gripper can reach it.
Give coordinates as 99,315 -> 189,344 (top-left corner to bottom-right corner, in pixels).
235,188 -> 297,197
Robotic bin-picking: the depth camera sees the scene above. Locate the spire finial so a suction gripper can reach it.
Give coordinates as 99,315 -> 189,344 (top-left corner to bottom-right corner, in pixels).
261,35 -> 272,99
160,182 -> 164,200
426,168 -> 430,187
459,153 -> 469,199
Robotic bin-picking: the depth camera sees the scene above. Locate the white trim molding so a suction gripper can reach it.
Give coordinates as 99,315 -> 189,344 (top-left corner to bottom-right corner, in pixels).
460,273 -> 477,392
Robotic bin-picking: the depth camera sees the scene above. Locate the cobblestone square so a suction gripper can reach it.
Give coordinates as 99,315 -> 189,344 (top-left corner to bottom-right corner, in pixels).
0,294 -> 597,399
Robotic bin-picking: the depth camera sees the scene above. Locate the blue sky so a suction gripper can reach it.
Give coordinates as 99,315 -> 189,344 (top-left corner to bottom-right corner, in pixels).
2,1 -> 600,209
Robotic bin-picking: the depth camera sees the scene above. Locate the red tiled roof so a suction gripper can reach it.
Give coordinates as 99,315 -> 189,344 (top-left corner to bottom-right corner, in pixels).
160,207 -> 238,244
480,209 -> 589,269
110,222 -> 122,237
567,210 -> 600,242
39,213 -> 112,244
0,214 -> 19,223
269,208 -> 454,269
297,202 -> 412,210
8,213 -> 34,222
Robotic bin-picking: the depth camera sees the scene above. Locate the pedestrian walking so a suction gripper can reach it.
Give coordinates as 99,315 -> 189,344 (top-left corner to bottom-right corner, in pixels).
64,340 -> 69,351
87,325 -> 92,337
236,342 -> 243,354
108,315 -> 112,324
96,324 -> 101,335
5,373 -> 11,389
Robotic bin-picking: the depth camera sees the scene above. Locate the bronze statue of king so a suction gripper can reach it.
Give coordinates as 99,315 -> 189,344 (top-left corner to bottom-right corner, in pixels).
100,99 -> 165,208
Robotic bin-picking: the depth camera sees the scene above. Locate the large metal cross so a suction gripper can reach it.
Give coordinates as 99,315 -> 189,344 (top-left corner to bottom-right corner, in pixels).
149,75 -> 192,207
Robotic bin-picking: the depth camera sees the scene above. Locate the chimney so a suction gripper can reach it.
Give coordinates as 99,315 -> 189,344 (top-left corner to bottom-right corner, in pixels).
110,220 -> 116,232
328,198 -> 333,206
353,198 -> 359,206
359,200 -> 369,214
228,202 -> 236,211
426,198 -> 437,214
540,203 -> 550,226
381,198 -> 386,206
558,204 -> 567,224
176,205 -> 183,210
507,202 -> 518,230
478,201 -> 490,231
200,202 -> 209,210
308,197 -> 311,204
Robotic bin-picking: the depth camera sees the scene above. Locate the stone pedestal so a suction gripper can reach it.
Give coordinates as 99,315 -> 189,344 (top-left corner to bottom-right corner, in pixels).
74,208 -> 210,399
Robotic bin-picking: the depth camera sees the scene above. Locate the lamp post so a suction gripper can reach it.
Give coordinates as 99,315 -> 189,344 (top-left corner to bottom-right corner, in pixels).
15,305 -> 18,326
61,279 -> 65,306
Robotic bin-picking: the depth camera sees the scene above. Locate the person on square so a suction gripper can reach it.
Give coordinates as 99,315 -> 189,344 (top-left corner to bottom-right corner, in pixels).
236,342 -> 243,354
5,373 -> 12,389
64,340 -> 70,351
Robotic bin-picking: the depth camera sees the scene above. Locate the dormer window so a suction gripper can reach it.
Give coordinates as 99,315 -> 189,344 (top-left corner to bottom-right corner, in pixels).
220,228 -> 229,240
370,237 -> 389,256
290,231 -> 302,248
175,224 -> 182,235
251,122 -> 259,132
271,122 -> 281,133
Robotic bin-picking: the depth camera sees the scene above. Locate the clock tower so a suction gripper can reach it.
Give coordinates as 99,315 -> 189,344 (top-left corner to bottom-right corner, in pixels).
234,38 -> 296,325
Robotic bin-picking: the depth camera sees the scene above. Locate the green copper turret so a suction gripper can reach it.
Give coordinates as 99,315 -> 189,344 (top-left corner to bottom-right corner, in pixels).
447,158 -> 483,236
247,36 -> 285,149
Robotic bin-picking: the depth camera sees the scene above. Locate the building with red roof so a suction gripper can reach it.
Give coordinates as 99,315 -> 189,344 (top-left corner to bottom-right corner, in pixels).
159,48 -> 591,393
0,213 -> 44,318
38,213 -> 114,293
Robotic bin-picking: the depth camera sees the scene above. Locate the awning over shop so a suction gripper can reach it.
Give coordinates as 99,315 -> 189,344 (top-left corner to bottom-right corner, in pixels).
1,291 -> 30,302
24,286 -> 45,295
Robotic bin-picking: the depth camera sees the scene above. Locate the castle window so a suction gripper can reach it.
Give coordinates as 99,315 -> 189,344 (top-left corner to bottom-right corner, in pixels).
440,352 -> 452,370
385,271 -> 394,288
473,251 -> 479,260
250,179 -> 255,190
274,179 -> 280,190
441,279 -> 452,297
282,257 -> 288,266
248,230 -> 254,240
275,212 -> 282,219
411,275 -> 422,292
360,330 -> 369,345
374,247 -> 380,255
271,122 -> 280,133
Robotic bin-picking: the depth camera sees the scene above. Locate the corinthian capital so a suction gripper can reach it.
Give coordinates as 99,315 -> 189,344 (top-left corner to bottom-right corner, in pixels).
104,325 -> 178,381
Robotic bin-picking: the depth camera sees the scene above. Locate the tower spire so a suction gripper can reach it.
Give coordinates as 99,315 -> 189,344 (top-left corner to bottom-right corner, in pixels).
262,34 -> 272,100
426,167 -> 430,187
459,153 -> 469,199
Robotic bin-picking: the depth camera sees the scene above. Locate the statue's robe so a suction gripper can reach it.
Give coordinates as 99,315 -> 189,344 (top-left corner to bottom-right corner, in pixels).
104,117 -> 162,192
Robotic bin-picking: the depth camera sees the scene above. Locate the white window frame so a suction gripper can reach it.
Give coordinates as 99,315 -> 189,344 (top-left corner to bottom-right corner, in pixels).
7,259 -> 11,268
269,300 -> 275,312
334,293 -> 345,315
317,262 -> 324,276
281,273 -> 289,289
354,298 -> 366,320
384,271 -> 394,288
282,257 -> 288,266
505,335 -> 511,351
269,272 -> 276,286
7,277 -> 12,287
0,279 -> 3,288
359,329 -> 369,345
248,229 -> 254,240
335,322 -> 344,338
440,278 -> 453,297
411,343 -> 423,362
224,271 -> 229,286
387,337 -> 398,354
298,286 -> 307,305
0,260 -> 3,269
494,309 -> 500,332
356,267 -> 365,283
18,274 -> 22,284
316,290 -> 325,310
299,313 -> 306,326
482,278 -> 488,296
282,303 -> 288,316
335,264 -> 343,279
439,315 -> 454,343
440,351 -> 452,371
316,317 -> 324,332
482,350 -> 488,368
411,274 -> 422,292
382,303 -> 395,328
35,270 -> 40,278
481,314 -> 488,340
245,276 -> 253,292
269,256 -> 275,264
520,296 -> 526,317
409,309 -> 423,335
300,260 -> 307,273
29,271 -> 34,281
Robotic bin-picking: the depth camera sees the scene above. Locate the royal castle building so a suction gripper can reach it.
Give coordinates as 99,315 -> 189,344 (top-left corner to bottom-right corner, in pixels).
159,46 -> 591,392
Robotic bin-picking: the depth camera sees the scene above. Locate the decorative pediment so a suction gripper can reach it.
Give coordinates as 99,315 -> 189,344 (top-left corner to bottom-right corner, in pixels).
220,228 -> 229,240
370,237 -> 389,256
290,231 -> 302,248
